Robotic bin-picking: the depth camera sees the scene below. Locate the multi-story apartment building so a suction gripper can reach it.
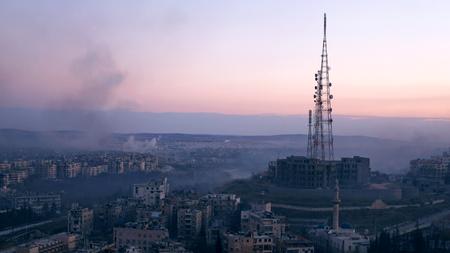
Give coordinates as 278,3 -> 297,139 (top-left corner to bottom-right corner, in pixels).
133,178 -> 169,206
37,161 -> 57,180
113,222 -> 169,253
14,193 -> 61,214
67,204 -> 94,236
241,209 -> 286,239
275,235 -> 314,253
64,162 -> 82,178
269,156 -> 370,188
7,170 -> 28,184
0,173 -> 9,188
223,233 -> 274,253
410,150 -> 450,181
200,194 -> 240,217
17,233 -> 80,253
144,157 -> 159,172
82,165 -> 108,177
176,208 -> 202,241
0,163 -> 12,170
309,228 -> 368,253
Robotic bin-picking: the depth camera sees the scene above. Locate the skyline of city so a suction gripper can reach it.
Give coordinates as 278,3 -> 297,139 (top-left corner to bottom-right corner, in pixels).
1,2 -> 450,252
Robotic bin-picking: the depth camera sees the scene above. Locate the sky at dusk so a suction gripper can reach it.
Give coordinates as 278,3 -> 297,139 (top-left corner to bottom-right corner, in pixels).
0,0 -> 449,118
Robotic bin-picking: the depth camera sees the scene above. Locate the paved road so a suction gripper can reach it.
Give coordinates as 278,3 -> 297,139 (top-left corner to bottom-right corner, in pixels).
272,203 -> 421,212
272,201 -> 450,236
0,217 -> 62,237
385,209 -> 450,235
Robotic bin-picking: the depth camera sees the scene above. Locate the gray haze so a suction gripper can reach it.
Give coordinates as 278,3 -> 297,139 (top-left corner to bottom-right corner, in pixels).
0,108 -> 449,143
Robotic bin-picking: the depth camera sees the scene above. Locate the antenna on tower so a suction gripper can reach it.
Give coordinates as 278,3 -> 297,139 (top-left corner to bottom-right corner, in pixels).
312,13 -> 334,160
307,110 -> 313,158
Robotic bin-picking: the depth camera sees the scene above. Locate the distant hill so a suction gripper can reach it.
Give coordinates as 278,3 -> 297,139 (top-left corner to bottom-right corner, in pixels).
1,107 -> 450,142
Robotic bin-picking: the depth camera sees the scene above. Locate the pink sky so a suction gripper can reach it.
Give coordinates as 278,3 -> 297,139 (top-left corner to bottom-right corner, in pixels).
0,1 -> 449,118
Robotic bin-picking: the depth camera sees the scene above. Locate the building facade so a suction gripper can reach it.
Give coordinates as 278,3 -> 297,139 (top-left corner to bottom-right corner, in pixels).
67,204 -> 94,236
410,150 -> 450,181
176,208 -> 202,241
269,156 -> 370,188
113,223 -> 169,253
223,233 -> 274,253
133,178 -> 169,206
241,209 -> 286,239
14,194 -> 61,214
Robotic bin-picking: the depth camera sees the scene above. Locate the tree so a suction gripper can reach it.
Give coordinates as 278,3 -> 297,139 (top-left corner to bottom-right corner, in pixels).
215,235 -> 223,253
412,229 -> 426,253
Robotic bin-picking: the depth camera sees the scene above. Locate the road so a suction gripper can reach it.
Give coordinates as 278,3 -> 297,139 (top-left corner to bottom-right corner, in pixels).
384,209 -> 450,235
0,217 -> 63,237
272,203 -> 421,212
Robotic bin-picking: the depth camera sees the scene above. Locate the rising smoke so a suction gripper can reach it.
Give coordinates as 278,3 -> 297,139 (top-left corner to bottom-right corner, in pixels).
122,135 -> 159,153
67,46 -> 125,109
40,46 -> 126,149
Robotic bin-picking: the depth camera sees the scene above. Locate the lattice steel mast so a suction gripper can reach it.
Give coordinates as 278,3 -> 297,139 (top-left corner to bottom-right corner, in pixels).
312,13 -> 334,160
307,110 -> 313,158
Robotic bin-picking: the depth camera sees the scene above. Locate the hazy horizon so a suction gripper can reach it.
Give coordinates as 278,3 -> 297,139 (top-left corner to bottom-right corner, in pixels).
1,107 -> 449,143
1,1 -> 450,119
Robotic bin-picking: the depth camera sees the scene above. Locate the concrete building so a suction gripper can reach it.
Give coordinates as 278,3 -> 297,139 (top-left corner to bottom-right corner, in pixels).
133,178 -> 169,206
113,222 -> 169,253
82,165 -> 108,177
7,170 -> 28,184
64,162 -> 81,178
176,208 -> 202,240
0,173 -> 9,188
144,157 -> 159,172
17,239 -> 66,253
241,206 -> 286,239
200,193 -> 240,217
410,150 -> 450,182
309,228 -> 369,253
276,235 -> 314,253
223,233 -> 274,253
14,193 -> 61,214
0,163 -> 12,170
109,160 -> 125,174
37,161 -> 57,180
16,233 -> 79,253
206,219 -> 227,247
68,204 -> 94,236
135,207 -> 170,231
269,156 -> 370,189
149,240 -> 189,253
45,164 -> 57,179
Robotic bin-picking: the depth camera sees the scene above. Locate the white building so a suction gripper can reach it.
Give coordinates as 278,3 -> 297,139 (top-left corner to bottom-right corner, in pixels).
308,181 -> 369,253
310,228 -> 368,253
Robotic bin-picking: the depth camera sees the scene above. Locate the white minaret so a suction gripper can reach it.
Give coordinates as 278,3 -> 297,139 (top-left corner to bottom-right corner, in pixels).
332,179 -> 340,231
